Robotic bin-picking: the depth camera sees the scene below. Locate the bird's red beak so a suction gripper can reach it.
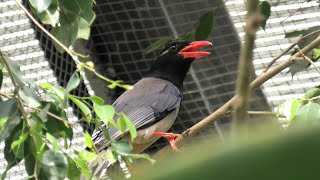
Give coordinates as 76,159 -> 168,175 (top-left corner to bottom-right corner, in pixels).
178,41 -> 212,59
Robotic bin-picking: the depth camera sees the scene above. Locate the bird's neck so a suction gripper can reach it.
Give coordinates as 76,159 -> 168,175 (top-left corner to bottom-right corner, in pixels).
145,60 -> 193,90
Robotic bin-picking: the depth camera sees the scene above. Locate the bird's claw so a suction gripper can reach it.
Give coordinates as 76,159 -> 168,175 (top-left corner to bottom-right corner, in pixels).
152,132 -> 180,151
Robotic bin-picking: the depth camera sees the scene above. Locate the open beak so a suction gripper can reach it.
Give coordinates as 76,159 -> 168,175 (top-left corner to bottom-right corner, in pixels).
178,41 -> 212,59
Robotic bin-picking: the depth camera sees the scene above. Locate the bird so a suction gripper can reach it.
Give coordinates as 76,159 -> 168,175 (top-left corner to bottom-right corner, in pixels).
87,40 -> 212,179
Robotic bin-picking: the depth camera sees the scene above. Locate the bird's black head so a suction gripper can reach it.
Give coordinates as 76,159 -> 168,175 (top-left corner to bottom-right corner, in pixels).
146,41 -> 212,90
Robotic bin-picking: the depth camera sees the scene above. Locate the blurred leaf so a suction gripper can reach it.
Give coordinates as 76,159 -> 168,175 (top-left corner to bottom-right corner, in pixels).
108,82 -> 118,89
94,104 -> 116,126
29,0 -> 51,13
38,103 -> 51,122
6,58 -> 25,86
144,37 -> 172,54
42,150 -> 68,180
78,150 -> 97,162
39,83 -> 65,101
302,87 -> 320,105
259,1 -> 271,30
69,95 -> 92,121
106,149 -> 117,164
66,71 -> 81,93
77,17 -> 91,39
37,4 -> 59,26
313,48 -> 320,60
0,110 -> 21,143
180,32 -> 193,41
73,157 -> 92,179
19,86 -> 41,108
85,131 -> 93,149
298,26 -> 320,50
101,125 -> 111,141
44,104 -> 73,139
0,99 -> 17,130
46,132 -> 60,152
119,153 -> 155,164
66,155 -> 81,180
121,113 -> 137,141
111,140 -> 132,154
80,96 -> 104,105
285,30 -> 305,38
60,0 -> 96,25
24,151 -> 36,176
291,102 -> 320,125
278,99 -> 301,122
11,131 -> 28,159
117,115 -> 126,133
195,11 -> 214,40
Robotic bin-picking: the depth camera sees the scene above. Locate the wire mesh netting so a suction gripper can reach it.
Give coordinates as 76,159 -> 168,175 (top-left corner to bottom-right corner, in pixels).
225,0 -> 320,109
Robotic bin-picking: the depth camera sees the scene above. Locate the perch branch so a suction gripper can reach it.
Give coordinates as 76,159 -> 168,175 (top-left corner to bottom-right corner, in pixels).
153,36 -> 320,158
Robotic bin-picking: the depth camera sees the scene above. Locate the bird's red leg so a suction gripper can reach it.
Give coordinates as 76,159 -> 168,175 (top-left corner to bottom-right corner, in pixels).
152,132 -> 181,151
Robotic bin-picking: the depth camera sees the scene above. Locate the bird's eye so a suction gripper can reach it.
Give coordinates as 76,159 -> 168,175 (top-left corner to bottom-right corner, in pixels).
171,45 -> 177,51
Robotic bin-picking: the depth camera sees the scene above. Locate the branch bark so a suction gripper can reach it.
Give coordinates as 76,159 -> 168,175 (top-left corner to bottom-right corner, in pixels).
232,0 -> 260,133
153,36 -> 320,158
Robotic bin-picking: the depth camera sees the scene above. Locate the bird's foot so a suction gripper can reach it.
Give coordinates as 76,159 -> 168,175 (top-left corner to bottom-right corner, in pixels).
152,132 -> 180,151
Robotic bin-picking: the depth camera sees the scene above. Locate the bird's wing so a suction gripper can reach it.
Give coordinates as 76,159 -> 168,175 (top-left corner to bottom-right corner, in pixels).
92,77 -> 181,150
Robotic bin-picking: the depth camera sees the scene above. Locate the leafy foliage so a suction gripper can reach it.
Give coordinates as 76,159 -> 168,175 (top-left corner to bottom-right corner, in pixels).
259,1 -> 271,30
0,51 -> 152,179
144,11 -> 214,54
28,0 -> 96,52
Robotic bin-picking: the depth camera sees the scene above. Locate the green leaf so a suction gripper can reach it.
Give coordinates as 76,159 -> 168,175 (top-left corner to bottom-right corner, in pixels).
11,131 -> 28,159
195,11 -> 214,40
105,149 -> 117,164
77,18 -> 91,39
285,30 -> 305,38
38,103 -> 51,122
93,104 -> 116,126
80,96 -> 104,105
180,32 -> 194,41
313,48 -> 320,60
69,95 -> 92,121
298,26 -> 320,50
259,1 -> 271,30
66,155 -> 81,180
278,99 -> 301,122
117,115 -> 126,133
39,82 -> 65,101
0,108 -> 21,143
19,86 -> 41,108
0,99 -> 17,130
119,153 -> 155,164
43,104 -> 73,139
42,150 -> 68,180
302,87 -> 320,105
46,132 -> 60,152
29,0 -> 52,13
6,58 -> 25,86
60,0 -> 96,25
85,131 -> 93,149
121,113 -> 137,141
37,4 -> 59,26
108,82 -> 118,89
66,71 -> 81,93
78,150 -> 97,162
144,37 -> 172,54
291,102 -> 320,125
111,140 -> 132,154
73,158 -> 92,179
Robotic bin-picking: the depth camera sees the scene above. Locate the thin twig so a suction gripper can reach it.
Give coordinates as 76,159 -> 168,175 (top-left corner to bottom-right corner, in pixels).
297,47 -> 320,74
0,92 -> 13,99
153,37 -> 320,158
263,29 -> 320,73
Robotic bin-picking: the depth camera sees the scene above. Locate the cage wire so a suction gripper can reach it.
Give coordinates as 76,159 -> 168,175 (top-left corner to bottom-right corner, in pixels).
0,0 -> 298,179
225,0 -> 320,110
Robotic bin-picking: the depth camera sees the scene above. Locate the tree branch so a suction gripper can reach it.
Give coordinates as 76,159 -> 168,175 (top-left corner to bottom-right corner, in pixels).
153,36 -> 320,158
232,0 -> 260,132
